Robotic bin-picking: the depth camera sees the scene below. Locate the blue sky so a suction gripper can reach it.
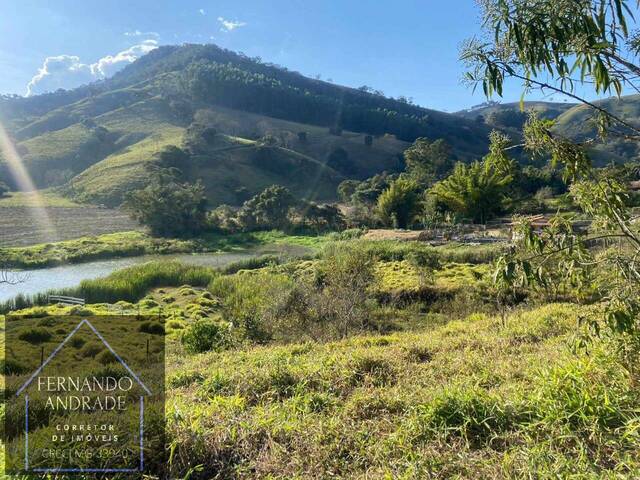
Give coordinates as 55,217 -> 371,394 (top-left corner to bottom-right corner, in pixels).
0,0 -> 602,111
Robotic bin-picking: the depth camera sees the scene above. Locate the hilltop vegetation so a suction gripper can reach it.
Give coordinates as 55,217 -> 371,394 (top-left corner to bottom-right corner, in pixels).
455,97 -> 640,166
0,44 -> 491,208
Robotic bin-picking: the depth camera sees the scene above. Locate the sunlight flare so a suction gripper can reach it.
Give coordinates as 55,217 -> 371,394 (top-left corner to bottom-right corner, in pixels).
0,121 -> 58,243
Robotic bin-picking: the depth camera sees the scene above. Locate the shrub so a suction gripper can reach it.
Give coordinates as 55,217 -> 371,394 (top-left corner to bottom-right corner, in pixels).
209,272 -> 292,342
139,322 -> 165,335
97,350 -> 118,365
80,342 -> 103,358
1,359 -> 27,375
18,328 -> 52,344
181,320 -> 229,353
70,337 -> 86,349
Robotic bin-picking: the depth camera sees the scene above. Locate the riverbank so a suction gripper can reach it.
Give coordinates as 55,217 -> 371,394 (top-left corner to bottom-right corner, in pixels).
0,230 -> 332,269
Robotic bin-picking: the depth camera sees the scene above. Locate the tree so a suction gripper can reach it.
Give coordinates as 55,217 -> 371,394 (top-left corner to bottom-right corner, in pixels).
337,179 -> 360,203
237,185 -> 297,231
404,138 -> 454,184
157,145 -> 190,171
463,0 -> 640,347
326,147 -> 355,175
123,169 -> 208,237
299,203 -> 345,233
376,178 -> 422,229
429,160 -> 512,224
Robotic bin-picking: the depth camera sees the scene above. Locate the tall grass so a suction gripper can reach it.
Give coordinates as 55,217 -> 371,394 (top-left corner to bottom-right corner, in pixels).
321,240 -> 505,265
0,261 -> 218,312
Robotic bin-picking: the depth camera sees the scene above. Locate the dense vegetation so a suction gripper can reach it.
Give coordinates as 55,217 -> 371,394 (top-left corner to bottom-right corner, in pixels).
3,1 -> 640,477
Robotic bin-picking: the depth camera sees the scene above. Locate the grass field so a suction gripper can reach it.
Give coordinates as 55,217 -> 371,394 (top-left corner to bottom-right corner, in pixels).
0,230 -> 332,268
2,236 -> 638,478
5,284 -> 637,477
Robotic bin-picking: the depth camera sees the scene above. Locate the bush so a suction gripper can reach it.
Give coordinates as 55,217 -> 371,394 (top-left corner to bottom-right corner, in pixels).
166,320 -> 185,330
18,328 -> 52,344
222,255 -> 280,274
181,320 -> 229,353
80,342 -> 103,358
1,359 -> 27,375
139,322 -> 165,335
209,272 -> 292,342
97,350 -> 118,365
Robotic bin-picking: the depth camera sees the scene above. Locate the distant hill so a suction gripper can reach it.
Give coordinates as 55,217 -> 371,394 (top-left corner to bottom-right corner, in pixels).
0,44 -> 492,206
455,98 -> 640,166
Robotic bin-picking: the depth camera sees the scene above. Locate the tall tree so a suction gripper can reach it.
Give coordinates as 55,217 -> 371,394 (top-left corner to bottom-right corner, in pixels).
429,159 -> 513,224
404,138 -> 454,184
123,169 -> 208,237
237,185 -> 297,231
376,178 -> 422,229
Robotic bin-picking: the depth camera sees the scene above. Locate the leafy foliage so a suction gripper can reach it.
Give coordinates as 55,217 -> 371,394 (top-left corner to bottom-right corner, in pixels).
236,185 -> 296,232
404,138 -> 454,184
376,178 -> 422,229
430,159 -> 513,224
123,168 -> 208,237
465,0 -> 640,356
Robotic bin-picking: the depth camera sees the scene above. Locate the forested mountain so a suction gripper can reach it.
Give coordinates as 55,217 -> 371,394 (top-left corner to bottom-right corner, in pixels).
0,44 -> 492,206
2,43 -> 639,208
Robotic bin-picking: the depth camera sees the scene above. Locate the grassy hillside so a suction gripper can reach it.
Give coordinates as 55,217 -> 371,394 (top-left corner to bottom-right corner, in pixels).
4,240 -> 638,478
455,98 -> 640,166
0,43 -> 492,208
455,100 -> 575,122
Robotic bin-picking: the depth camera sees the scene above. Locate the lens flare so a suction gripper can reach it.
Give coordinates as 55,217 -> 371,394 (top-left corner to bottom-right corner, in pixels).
0,122 -> 58,243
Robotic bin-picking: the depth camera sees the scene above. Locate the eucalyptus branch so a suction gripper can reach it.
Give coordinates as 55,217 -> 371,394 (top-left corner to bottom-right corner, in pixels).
502,66 -> 640,136
520,233 -> 629,262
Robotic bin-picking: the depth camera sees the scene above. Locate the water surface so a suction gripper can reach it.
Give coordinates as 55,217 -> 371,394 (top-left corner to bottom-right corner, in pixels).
0,244 -> 310,302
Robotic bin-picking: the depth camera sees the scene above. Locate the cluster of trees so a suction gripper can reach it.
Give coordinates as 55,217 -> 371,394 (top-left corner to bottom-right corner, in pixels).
338,134 -> 569,228
174,60 -> 436,142
124,168 -> 344,237
123,169 -> 208,237
211,185 -> 344,234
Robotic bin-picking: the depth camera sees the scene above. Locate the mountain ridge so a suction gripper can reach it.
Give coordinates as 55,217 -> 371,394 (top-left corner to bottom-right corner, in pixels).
1,43 -> 639,208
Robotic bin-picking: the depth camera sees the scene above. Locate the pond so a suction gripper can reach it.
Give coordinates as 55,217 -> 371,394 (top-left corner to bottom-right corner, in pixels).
0,244 -> 311,302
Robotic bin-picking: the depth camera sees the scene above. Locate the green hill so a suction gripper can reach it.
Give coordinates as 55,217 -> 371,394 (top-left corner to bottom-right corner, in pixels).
455,98 -> 640,166
0,44 -> 492,207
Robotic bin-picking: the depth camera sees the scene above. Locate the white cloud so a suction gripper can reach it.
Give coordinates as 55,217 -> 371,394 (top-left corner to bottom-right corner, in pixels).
26,40 -> 158,96
199,8 -> 206,15
91,40 -> 158,77
217,16 -> 247,32
124,30 -> 159,38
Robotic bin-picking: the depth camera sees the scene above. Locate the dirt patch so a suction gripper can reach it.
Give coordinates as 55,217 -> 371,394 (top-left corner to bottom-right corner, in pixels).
0,206 -> 141,247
